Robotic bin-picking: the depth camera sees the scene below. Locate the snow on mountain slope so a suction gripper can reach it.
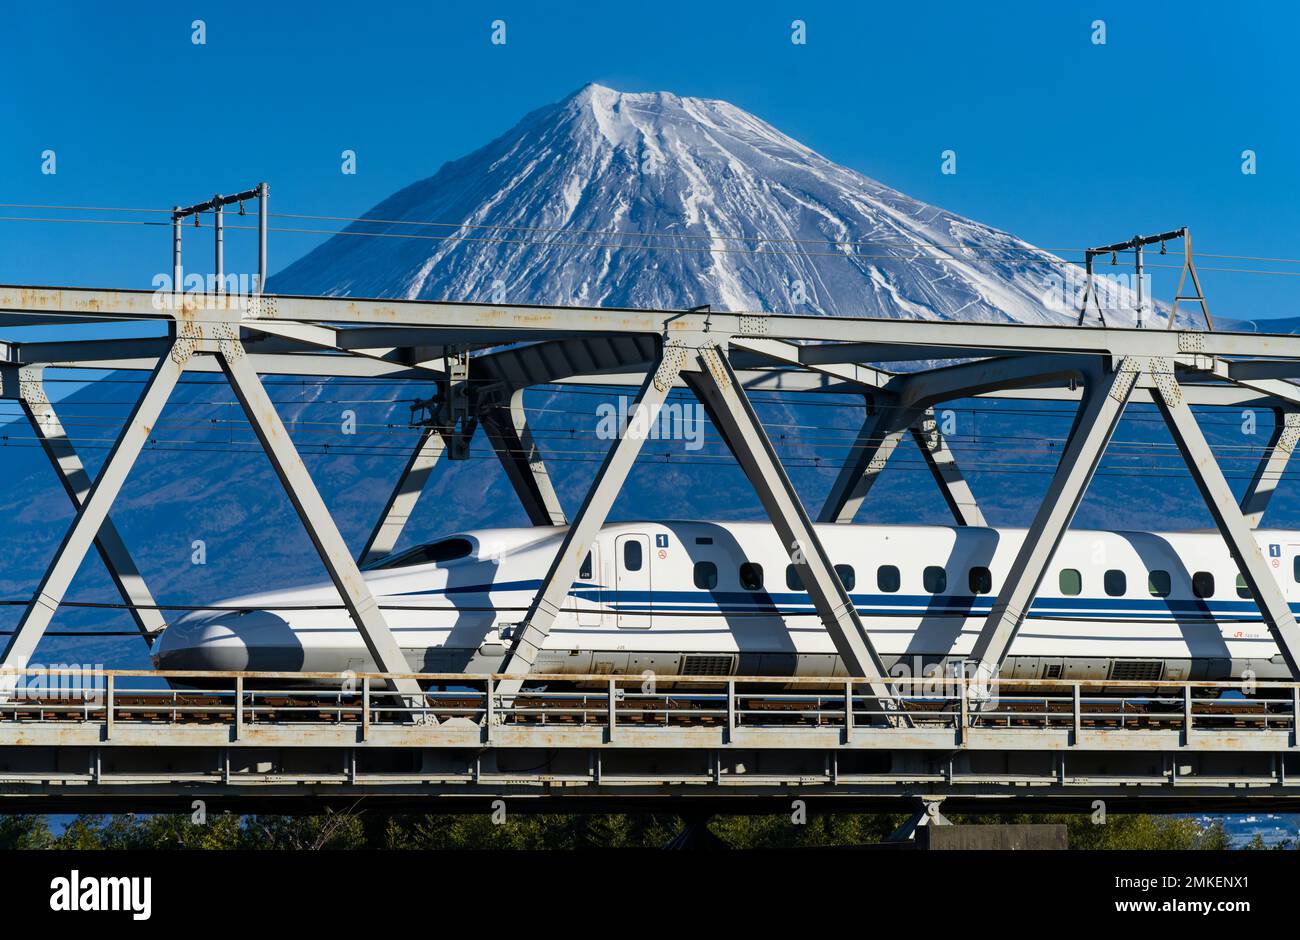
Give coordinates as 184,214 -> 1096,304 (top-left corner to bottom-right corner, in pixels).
271,83 -> 1152,325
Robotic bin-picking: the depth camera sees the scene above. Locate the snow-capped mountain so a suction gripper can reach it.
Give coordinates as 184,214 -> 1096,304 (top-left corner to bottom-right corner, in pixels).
272,83 -> 1149,325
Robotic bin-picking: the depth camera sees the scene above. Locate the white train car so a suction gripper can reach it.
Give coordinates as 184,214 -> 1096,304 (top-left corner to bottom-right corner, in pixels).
151,521 -> 1300,685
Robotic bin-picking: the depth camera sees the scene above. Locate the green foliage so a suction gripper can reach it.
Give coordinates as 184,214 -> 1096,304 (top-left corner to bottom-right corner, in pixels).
0,814 -> 54,849
0,809 -> 1249,850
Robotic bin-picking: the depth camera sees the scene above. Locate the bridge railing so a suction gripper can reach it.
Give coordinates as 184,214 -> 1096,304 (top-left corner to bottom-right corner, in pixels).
0,669 -> 1294,737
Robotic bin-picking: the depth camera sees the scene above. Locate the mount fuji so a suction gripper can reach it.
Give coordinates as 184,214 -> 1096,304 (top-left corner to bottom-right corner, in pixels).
271,83 -> 1148,325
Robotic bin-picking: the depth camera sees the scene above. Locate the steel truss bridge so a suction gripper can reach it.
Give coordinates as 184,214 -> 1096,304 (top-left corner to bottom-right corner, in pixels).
5,282 -> 1300,811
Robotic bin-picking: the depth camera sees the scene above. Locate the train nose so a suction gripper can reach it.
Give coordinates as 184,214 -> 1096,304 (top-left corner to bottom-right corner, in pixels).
152,611 -> 252,672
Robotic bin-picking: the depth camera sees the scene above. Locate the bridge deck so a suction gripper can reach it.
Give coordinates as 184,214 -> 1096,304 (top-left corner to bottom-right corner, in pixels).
2,670 -> 1299,811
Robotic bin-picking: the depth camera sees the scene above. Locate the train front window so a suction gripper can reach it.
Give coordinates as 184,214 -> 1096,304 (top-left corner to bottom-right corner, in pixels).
363,537 -> 473,570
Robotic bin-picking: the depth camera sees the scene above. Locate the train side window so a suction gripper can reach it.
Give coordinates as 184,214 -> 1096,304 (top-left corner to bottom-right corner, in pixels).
785,565 -> 806,592
877,565 -> 900,593
694,561 -> 718,590
1059,569 -> 1082,596
1236,574 -> 1251,599
835,564 -> 856,591
739,562 -> 764,591
968,567 -> 992,595
1294,555 -> 1300,583
1103,569 -> 1126,597
1192,571 -> 1215,598
579,552 -> 593,580
1148,570 -> 1171,597
623,539 -> 642,572
923,566 -> 947,593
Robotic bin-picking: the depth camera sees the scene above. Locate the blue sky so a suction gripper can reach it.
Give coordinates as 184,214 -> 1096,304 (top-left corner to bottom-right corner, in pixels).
2,0 -> 1298,321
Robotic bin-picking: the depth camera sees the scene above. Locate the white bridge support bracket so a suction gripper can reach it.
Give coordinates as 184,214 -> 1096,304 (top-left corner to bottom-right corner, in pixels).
1240,408 -> 1300,529
481,388 -> 567,526
1151,363 -> 1300,676
0,346 -> 188,679
0,365 -> 167,645
969,359 -> 1139,679
359,426 -> 445,564
218,347 -> 425,702
495,343 -> 685,699
684,345 -> 903,723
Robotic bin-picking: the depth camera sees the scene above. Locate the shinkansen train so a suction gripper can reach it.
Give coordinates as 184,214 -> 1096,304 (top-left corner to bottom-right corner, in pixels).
151,521 -> 1300,686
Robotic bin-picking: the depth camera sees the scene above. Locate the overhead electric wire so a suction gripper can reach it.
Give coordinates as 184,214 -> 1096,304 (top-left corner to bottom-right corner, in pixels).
6,204 -> 1300,277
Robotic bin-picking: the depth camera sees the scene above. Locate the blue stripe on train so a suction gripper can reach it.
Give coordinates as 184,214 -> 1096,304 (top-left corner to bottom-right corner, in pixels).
393,580 -> 1286,620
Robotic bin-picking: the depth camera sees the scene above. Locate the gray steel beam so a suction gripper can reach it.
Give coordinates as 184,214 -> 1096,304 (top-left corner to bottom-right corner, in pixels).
480,389 -> 566,526
1149,363 -> 1300,676
909,408 -> 986,527
1241,409 -> 1300,528
14,368 -> 167,643
0,345 -> 187,678
897,355 -> 1092,411
359,427 -> 446,564
969,359 -> 1138,678
12,285 -> 1300,361
818,400 -> 920,524
729,337 -> 893,390
684,345 -> 901,719
496,346 -> 682,697
218,347 -> 424,700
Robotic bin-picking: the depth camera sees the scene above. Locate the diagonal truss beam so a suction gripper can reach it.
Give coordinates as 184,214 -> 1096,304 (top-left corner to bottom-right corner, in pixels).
14,368 -> 167,644
480,389 -> 567,527
0,346 -> 187,677
969,359 -> 1138,677
909,408 -> 986,527
219,348 -> 424,700
1240,408 -> 1300,529
359,426 -> 446,564
1149,363 -> 1300,675
819,400 -> 982,526
684,345 -> 901,720
495,345 -> 681,698
819,400 -> 921,524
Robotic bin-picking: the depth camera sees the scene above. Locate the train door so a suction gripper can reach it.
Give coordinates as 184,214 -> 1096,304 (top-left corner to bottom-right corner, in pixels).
615,534 -> 652,629
1286,543 -> 1300,600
